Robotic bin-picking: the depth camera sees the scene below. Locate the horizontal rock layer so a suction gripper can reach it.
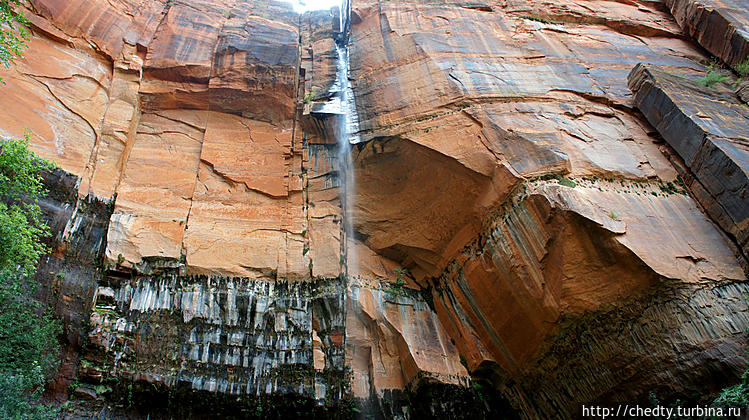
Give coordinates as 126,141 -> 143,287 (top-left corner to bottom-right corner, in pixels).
84,275 -> 346,397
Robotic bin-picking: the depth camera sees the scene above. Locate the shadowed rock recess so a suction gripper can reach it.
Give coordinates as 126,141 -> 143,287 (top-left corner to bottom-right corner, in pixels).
1,0 -> 747,418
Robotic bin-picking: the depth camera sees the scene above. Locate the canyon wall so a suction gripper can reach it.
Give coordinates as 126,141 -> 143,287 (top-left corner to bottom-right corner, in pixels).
0,0 -> 746,418
343,1 -> 748,417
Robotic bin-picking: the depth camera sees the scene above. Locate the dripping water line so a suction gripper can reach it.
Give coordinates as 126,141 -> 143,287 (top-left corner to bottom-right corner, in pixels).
328,0 -> 360,278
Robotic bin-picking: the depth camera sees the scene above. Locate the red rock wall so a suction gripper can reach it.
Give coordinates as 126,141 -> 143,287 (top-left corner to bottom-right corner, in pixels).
345,0 -> 748,417
1,0 -> 469,416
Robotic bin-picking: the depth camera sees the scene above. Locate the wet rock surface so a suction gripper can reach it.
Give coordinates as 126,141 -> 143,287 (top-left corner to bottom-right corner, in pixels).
30,170 -> 113,402
346,0 -> 748,417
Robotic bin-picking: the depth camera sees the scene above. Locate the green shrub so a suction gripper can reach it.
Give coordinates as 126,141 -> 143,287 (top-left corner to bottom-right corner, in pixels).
0,4 -> 61,414
558,177 -> 576,188
0,370 -> 59,420
697,70 -> 730,87
711,370 -> 749,410
734,58 -> 749,78
303,92 -> 319,103
386,267 -> 409,296
0,0 -> 30,85
0,135 -> 60,419
0,134 -> 55,277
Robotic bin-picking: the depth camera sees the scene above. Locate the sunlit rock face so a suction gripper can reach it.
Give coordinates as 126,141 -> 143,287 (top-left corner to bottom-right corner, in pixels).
346,0 -> 748,417
0,0 -> 747,418
1,0 -> 469,416
629,64 -> 749,260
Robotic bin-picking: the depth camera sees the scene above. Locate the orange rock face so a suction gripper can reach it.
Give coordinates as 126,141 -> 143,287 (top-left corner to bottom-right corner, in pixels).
2,0 -> 470,414
346,0 -> 748,416
346,281 -> 469,399
1,0 -> 748,417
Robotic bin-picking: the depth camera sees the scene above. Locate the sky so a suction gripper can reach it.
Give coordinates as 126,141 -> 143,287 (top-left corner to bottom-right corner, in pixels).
288,0 -> 342,12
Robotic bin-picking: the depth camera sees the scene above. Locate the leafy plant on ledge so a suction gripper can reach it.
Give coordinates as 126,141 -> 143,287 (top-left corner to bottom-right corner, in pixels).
697,60 -> 731,88
732,57 -> 749,88
735,58 -> 749,78
386,267 -> 409,296
303,92 -> 319,104
698,70 -> 730,88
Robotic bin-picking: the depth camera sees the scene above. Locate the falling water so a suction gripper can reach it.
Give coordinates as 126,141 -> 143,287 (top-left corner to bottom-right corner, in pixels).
310,0 -> 358,277
335,15 -> 360,277
308,1 -> 359,276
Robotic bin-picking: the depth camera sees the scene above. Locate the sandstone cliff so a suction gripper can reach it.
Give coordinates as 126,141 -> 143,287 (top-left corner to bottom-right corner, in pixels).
0,0 -> 747,418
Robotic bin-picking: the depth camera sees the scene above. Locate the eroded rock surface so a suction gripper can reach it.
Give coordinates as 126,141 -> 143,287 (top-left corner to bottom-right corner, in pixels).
1,0 -> 468,416
347,0 -> 748,417
629,64 -> 749,260
666,0 -> 749,68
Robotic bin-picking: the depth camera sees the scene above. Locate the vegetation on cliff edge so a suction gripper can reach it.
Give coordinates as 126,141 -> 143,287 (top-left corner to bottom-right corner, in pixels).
0,134 -> 61,419
0,0 -> 30,84
0,2 -> 63,417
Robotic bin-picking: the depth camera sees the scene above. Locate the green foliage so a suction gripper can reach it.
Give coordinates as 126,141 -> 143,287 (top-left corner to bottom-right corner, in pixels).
303,92 -> 318,104
733,57 -> 749,88
558,177 -> 576,188
94,384 -> 112,395
386,267 -> 408,296
697,64 -> 731,87
0,284 -> 59,374
0,135 -> 54,277
0,0 -> 30,85
0,370 -> 59,420
711,370 -> 749,410
609,210 -> 617,220
0,134 -> 52,204
734,58 -> 749,78
0,202 -> 48,278
0,135 -> 60,419
697,71 -> 730,87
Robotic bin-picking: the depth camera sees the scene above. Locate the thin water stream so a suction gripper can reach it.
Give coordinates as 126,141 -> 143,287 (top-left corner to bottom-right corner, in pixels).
317,1 -> 360,277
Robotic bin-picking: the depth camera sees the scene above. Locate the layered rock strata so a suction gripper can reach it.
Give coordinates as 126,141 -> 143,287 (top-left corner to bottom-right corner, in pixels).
1,0 -> 471,416
346,0 -> 748,417
629,64 -> 749,261
666,0 -> 749,69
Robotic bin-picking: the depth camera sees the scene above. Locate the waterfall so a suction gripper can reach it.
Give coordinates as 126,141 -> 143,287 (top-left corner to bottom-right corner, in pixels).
323,0 -> 359,276
305,0 -> 359,276
337,41 -> 358,277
